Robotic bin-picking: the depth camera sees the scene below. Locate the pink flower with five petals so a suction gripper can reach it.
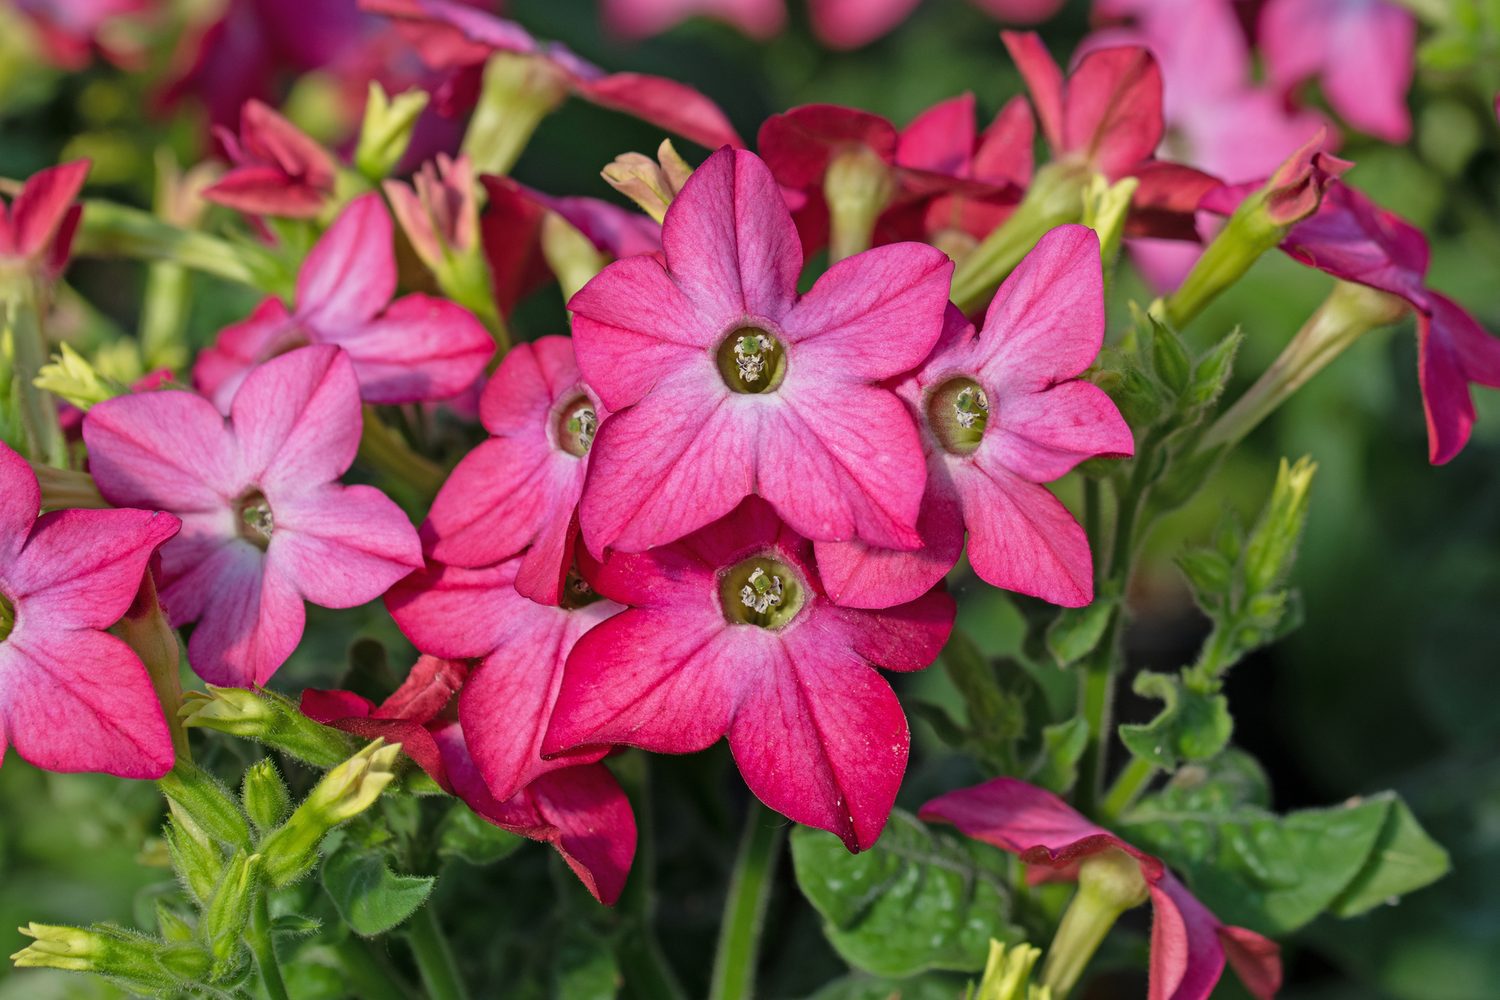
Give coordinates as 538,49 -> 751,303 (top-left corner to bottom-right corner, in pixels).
817,225 -> 1133,610
83,345 -> 423,687
542,497 -> 955,851
569,147 -> 954,555
0,441 -> 180,777
194,193 -> 494,410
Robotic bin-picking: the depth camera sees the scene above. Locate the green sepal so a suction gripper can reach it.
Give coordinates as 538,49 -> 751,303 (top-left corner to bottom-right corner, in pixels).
242,758 -> 293,834
158,763 -> 254,850
1045,589 -> 1119,667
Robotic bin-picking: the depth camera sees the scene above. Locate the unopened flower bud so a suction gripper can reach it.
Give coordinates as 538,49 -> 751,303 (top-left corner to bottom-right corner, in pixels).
356,82 -> 431,181
158,762 -> 253,850
242,759 -> 292,833
1082,174 -> 1139,275
10,922 -> 212,991
164,803 -> 224,903
201,849 -> 260,967
33,342 -> 129,411
181,686 -> 359,768
602,139 -> 693,224
543,212 -> 610,303
1242,456 -> 1316,597
974,939 -> 1050,1000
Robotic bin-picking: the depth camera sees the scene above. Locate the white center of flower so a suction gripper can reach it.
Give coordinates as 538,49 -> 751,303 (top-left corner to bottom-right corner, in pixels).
739,567 -> 784,614
568,407 -> 597,452
734,334 -> 774,385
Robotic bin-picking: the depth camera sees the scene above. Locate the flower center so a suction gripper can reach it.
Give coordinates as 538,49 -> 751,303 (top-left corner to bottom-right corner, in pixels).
0,590 -> 15,644
556,395 -> 598,457
927,377 -> 990,455
719,555 -> 805,630
716,326 -> 786,394
560,566 -> 602,610
237,491 -> 275,549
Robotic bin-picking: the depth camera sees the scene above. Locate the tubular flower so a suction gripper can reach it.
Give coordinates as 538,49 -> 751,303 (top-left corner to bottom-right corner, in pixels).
920,778 -> 1282,1000
817,225 -> 1133,609
194,193 -> 494,409
0,160 -> 89,282
202,100 -> 339,220
0,441 -> 179,778
84,345 -> 423,687
543,497 -> 955,852
569,147 -> 954,554
302,654 -> 637,905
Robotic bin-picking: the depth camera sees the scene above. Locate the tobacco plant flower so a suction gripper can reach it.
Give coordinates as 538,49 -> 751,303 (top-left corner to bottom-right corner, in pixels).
0,160 -> 89,282
203,100 -> 339,220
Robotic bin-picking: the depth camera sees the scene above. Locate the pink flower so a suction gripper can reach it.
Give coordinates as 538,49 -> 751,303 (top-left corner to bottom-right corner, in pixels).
422,337 -> 607,604
363,0 -> 742,150
0,160 -> 89,282
194,193 -> 494,409
203,100 -> 339,220
920,777 -> 1282,1000
13,0 -> 151,70
817,226 -> 1133,609
1260,0 -> 1415,143
542,497 -> 955,851
384,556 -> 621,806
383,152 -> 479,274
302,654 -> 636,905
0,441 -> 179,778
569,147 -> 953,554
83,345 -> 423,687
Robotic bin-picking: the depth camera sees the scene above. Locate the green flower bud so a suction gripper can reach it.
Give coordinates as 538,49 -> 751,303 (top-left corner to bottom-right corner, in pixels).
158,763 -> 253,850
180,686 -> 359,768
201,850 -> 260,967
242,759 -> 292,833
1242,457 -> 1316,597
10,923 -> 212,992
355,82 -> 430,181
973,939 -> 1051,1000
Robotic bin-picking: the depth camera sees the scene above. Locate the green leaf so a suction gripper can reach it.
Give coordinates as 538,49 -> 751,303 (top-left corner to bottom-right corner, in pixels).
437,803 -> 525,866
791,810 -> 1019,978
321,847 -> 435,936
552,924 -> 620,1000
1328,797 -> 1450,917
807,972 -> 964,1000
1118,672 -> 1233,770
1045,593 -> 1117,667
1031,717 -> 1089,794
941,632 -> 1027,771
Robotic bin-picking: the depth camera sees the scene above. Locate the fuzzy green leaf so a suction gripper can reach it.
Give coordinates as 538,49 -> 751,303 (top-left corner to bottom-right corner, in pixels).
1045,593 -> 1117,668
1118,672 -> 1233,770
1328,797 -> 1450,918
321,847 -> 435,936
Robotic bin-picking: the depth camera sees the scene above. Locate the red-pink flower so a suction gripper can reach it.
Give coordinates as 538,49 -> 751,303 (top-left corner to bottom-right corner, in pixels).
383,152 -> 479,274
1260,0 -> 1415,143
422,336 -> 606,604
302,654 -> 636,905
0,160 -> 89,281
84,345 -> 423,687
543,497 -> 955,851
194,193 -> 494,410
363,0 -> 742,150
203,100 -> 339,220
818,226 -> 1132,609
385,556 -> 621,806
569,147 -> 953,554
13,0 -> 151,70
920,778 -> 1282,1000
0,441 -> 179,778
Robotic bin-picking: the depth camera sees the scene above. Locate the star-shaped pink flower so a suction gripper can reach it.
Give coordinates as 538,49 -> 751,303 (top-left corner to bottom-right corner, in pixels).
194,192 -> 495,409
0,441 -> 179,778
920,777 -> 1282,1000
543,497 -> 955,851
569,147 -> 954,554
203,100 -> 339,220
84,345 -> 424,687
817,225 -> 1133,609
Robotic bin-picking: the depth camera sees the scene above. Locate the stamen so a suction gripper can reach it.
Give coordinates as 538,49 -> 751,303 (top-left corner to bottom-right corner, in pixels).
739,567 -> 784,614
237,493 -> 274,549
927,376 -> 991,455
953,385 -> 989,430
716,326 -> 786,394
734,334 -> 773,384
556,396 -> 599,457
567,407 -> 597,452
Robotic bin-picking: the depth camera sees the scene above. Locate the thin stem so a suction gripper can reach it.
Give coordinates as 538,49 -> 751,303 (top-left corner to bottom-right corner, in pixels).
358,407 -> 447,503
1099,757 -> 1156,822
615,753 -> 688,1000
4,285 -> 66,467
709,800 -> 785,1000
1082,478 -> 1102,558
330,938 -> 419,1000
247,893 -> 290,1000
406,904 -> 469,1000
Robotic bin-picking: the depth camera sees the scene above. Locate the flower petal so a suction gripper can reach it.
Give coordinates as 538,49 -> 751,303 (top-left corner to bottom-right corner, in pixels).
230,345 -> 361,495
918,776 -> 1136,869
809,0 -> 921,49
9,160 -> 89,257
577,72 -> 744,150
0,443 -> 41,566
759,104 -> 899,190
897,94 -> 977,176
296,192 -> 396,327
1001,32 -> 1065,154
1418,293 -> 1500,465
268,484 -> 421,608
955,459 -> 1093,607
385,559 -> 518,660
1148,873 -> 1229,1000
1064,45 -> 1163,178
990,380 -> 1135,482
7,509 -> 179,628
318,293 -> 493,405
183,543 -> 305,687
83,389 -> 240,512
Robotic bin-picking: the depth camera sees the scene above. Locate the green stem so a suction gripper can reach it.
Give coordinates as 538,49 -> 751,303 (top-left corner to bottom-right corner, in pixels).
709,800 -> 785,1000
4,285 -> 66,467
406,904 -> 469,1000
1099,756 -> 1155,823
1158,195 -> 1284,331
139,261 -> 192,372
358,407 -> 447,503
247,893 -> 290,1000
330,938 -> 418,1000
616,753 -> 688,1000
461,54 -> 566,176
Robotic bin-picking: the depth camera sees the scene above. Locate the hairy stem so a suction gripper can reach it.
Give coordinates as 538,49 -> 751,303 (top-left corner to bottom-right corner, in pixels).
709,800 -> 785,1000
406,904 -> 469,1000
246,893 -> 290,1000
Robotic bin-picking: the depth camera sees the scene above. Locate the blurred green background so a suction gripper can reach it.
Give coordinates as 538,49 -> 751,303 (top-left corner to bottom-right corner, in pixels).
1,0 -> 1497,997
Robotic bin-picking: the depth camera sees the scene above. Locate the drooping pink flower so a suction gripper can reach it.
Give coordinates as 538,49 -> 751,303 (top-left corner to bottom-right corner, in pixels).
421,337 -> 607,604
384,556 -> 621,805
543,497 -> 955,851
817,226 -> 1133,609
0,160 -> 89,282
84,345 -> 423,687
194,193 -> 494,409
1260,0 -> 1415,143
569,147 -> 953,554
362,0 -> 743,150
920,777 -> 1282,1000
0,441 -> 179,778
202,100 -> 339,220
13,0 -> 152,70
302,654 -> 636,905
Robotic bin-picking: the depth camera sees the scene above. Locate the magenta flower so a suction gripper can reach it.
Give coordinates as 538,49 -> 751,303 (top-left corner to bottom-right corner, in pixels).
0,441 -> 179,778
383,152 -> 479,275
817,225 -> 1133,609
84,345 -> 423,687
542,497 -> 955,851
13,0 -> 150,70
569,147 -> 953,554
0,160 -> 89,281
302,654 -> 637,905
362,0 -> 742,150
385,556 -> 621,806
203,100 -> 339,220
194,193 -> 494,410
1260,0 -> 1415,143
422,336 -> 607,604
920,777 -> 1282,1000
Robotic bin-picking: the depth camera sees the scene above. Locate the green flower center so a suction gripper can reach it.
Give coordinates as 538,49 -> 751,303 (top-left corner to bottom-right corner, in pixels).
237,492 -> 275,549
556,396 -> 598,457
719,556 -> 805,630
716,327 -> 787,394
927,377 -> 990,455
0,590 -> 14,644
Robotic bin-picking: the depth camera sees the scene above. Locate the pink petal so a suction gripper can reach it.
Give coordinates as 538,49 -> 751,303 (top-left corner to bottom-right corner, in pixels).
990,380 -> 1135,482
758,104 -> 899,191
1148,874 -> 1229,1000
577,72 -> 744,150
230,345 -> 361,494
918,776 -> 1140,869
319,293 -> 493,405
0,443 -> 41,566
297,193 -> 396,328
6,509 -> 179,626
809,0 -> 921,48
897,94 -> 978,177
1218,925 -> 1283,1000
237,100 -> 337,187
360,0 -> 539,68
1002,32 -> 1065,154
301,688 -> 377,722
954,460 -> 1094,606
1280,182 -> 1430,306
193,297 -> 301,412
377,655 -> 469,724
1419,293 -> 1500,465
184,544 -> 305,686
83,389 -> 241,513
1064,45 -> 1164,178
0,628 -> 172,777
837,586 -> 956,671
1126,163 -> 1223,242
385,559 -> 518,660
513,510 -> 579,607
203,165 -> 329,219
973,96 -> 1036,188
268,483 -> 421,608
9,160 -> 90,257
